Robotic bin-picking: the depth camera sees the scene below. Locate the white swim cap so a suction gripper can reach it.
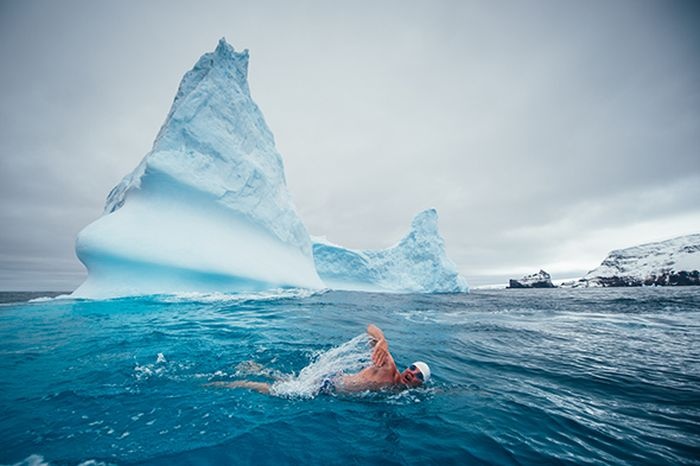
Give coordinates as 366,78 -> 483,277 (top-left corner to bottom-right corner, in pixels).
412,361 -> 431,382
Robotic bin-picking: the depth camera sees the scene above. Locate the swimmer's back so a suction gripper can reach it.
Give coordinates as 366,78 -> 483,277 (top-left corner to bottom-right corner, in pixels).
338,364 -> 397,392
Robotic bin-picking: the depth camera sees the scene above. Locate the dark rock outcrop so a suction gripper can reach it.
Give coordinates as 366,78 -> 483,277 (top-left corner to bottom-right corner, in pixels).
508,270 -> 556,288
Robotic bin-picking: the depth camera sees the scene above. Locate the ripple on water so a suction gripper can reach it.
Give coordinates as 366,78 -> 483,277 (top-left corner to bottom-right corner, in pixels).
1,288 -> 699,464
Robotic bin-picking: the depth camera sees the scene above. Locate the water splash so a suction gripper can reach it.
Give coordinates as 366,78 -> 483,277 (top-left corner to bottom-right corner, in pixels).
7,455 -> 113,466
271,334 -> 372,398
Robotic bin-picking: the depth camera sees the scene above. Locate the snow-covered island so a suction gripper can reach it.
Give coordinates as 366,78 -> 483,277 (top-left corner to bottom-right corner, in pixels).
72,39 -> 467,298
564,234 -> 700,287
313,209 -> 468,293
507,270 -> 556,289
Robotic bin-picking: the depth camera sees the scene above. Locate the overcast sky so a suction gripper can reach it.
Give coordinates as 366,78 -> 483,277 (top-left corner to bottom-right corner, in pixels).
1,0 -> 699,290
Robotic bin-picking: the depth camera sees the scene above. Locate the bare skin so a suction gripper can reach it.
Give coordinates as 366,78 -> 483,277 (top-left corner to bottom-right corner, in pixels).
206,324 -> 424,394
339,324 -> 423,392
207,380 -> 273,393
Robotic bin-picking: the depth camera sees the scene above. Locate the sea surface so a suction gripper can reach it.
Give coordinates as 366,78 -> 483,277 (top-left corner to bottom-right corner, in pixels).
0,288 -> 698,465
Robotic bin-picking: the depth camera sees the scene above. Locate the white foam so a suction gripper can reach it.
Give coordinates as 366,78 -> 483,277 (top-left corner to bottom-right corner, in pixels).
271,334 -> 371,398
27,294 -> 73,303
155,287 -> 326,304
5,456 -> 113,466
9,455 -> 49,466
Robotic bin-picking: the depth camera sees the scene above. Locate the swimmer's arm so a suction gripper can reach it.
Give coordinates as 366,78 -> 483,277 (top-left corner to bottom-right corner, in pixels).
368,324 -> 393,368
204,380 -> 271,394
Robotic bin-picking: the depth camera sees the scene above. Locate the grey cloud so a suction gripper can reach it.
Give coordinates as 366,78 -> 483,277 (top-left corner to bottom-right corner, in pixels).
1,0 -> 699,290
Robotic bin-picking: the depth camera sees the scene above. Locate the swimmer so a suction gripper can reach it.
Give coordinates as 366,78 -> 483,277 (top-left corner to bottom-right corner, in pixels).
207,324 -> 430,394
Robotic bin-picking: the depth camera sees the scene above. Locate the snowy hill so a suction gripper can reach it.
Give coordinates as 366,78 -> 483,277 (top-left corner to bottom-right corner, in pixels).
73,39 -> 322,298
566,234 -> 700,287
312,209 -> 468,293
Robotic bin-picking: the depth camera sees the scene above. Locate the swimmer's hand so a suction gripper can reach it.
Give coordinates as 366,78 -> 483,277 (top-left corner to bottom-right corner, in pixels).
372,338 -> 389,367
368,324 -> 389,367
367,324 -> 385,342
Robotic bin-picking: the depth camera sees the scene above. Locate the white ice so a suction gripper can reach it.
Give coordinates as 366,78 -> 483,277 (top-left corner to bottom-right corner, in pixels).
312,209 -> 468,293
73,39 -> 322,298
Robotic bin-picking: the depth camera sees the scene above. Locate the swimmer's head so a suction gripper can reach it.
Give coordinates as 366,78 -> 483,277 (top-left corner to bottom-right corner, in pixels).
401,361 -> 431,387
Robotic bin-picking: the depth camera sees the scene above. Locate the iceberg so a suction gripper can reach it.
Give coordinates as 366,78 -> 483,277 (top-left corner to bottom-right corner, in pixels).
312,209 -> 468,293
73,39 -> 323,298
564,234 -> 700,287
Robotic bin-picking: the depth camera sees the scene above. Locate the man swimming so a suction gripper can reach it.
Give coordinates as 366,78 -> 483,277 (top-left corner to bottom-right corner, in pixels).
208,324 -> 430,394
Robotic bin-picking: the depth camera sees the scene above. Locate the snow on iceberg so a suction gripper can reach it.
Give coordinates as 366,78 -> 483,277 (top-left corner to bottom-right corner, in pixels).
73,39 -> 323,298
312,209 -> 468,293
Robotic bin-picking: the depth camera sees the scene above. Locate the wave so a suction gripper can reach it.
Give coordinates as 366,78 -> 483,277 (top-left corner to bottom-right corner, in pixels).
22,287 -> 329,305
26,294 -> 72,303
4,454 -> 114,466
153,287 -> 328,304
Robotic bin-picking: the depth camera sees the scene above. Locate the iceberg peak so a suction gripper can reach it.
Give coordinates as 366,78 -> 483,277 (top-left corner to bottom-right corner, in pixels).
313,209 -> 468,293
406,208 -> 439,238
215,37 -> 238,56
213,37 -> 249,75
161,37 -> 251,128
73,40 -> 322,298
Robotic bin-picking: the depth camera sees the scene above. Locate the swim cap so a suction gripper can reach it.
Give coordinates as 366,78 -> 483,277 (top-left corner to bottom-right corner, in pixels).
412,361 -> 431,382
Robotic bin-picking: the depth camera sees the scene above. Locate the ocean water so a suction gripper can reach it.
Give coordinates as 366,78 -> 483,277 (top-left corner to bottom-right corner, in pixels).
0,288 -> 698,465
